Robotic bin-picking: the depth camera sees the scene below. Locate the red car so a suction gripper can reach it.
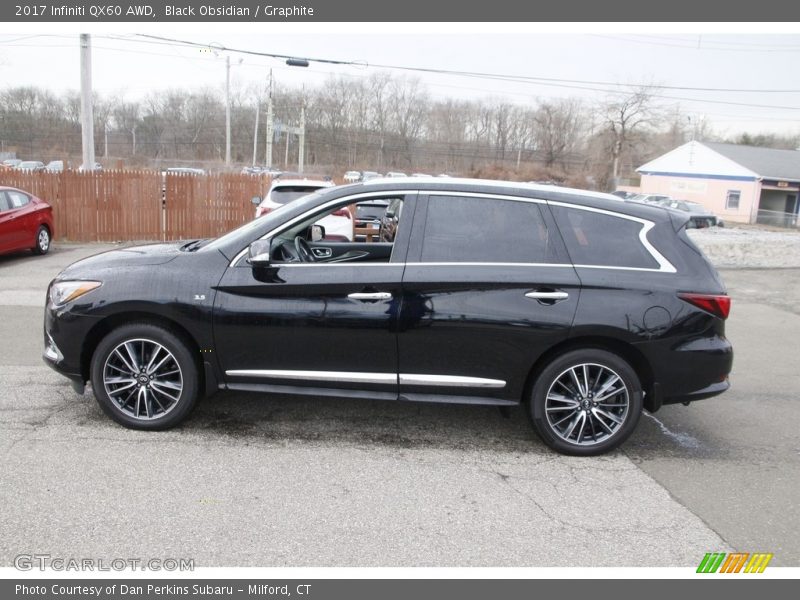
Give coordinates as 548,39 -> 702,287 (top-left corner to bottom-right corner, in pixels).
0,186 -> 54,256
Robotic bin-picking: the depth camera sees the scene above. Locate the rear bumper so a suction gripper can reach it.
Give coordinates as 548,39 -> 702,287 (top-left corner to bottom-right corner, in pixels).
636,332 -> 733,407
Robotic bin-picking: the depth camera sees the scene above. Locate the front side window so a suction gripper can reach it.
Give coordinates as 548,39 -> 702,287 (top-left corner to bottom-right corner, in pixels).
271,195 -> 407,263
421,195 -> 558,264
726,190 -> 741,210
551,206 -> 659,270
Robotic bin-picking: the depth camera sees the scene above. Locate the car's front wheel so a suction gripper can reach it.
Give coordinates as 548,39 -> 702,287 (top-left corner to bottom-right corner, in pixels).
528,349 -> 643,456
90,323 -> 199,429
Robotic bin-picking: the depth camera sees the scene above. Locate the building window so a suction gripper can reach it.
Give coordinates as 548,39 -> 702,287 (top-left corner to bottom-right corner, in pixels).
726,190 -> 741,211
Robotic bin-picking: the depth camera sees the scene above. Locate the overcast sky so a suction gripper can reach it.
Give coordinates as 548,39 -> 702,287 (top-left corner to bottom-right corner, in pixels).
1,30 -> 799,137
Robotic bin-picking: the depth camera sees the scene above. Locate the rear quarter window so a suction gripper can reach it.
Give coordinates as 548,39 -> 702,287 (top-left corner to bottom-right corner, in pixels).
551,205 -> 659,269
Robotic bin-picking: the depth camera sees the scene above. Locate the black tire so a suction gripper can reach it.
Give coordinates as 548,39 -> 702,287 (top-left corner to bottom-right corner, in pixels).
90,323 -> 199,430
31,225 -> 51,255
528,349 -> 643,456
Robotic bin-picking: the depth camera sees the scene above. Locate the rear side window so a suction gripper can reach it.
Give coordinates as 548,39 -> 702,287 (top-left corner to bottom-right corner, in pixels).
0,193 -> 11,212
551,206 -> 659,269
421,195 -> 559,263
5,191 -> 30,209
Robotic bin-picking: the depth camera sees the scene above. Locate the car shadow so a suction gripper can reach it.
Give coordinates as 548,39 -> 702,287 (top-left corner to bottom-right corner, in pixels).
183,391 -> 550,454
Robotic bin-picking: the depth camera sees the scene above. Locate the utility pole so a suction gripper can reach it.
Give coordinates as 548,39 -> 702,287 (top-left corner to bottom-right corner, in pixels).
251,95 -> 260,167
225,54 -> 231,166
265,70 -> 273,168
79,34 -> 95,171
298,103 -> 305,173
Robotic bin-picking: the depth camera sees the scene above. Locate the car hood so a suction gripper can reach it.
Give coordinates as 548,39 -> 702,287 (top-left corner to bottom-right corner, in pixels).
56,242 -> 183,278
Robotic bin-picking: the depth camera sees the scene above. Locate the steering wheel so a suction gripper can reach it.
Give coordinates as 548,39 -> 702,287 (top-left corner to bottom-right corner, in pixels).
294,236 -> 316,263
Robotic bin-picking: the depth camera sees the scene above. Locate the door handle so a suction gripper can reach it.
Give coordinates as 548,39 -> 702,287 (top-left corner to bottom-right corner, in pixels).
312,247 -> 332,258
525,290 -> 569,301
347,292 -> 392,301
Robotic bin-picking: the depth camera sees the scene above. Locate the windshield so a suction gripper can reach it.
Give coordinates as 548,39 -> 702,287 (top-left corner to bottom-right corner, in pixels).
202,188 -> 330,253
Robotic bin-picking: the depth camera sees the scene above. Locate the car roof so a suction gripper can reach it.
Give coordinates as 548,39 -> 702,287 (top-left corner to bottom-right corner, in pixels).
361,176 -> 619,201
339,177 -> 676,222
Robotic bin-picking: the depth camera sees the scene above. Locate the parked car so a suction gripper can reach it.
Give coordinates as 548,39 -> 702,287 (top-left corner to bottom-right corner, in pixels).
165,167 -> 205,175
2,159 -> 22,169
354,198 -> 390,241
46,160 -> 67,172
657,199 -> 724,228
411,173 -> 432,178
16,161 -> 45,172
0,186 -> 54,256
360,171 -> 381,181
241,166 -> 262,175
611,190 -> 636,200
628,193 -> 671,205
78,162 -> 104,172
385,171 -> 408,178
43,178 -> 732,455
343,170 -> 361,183
252,178 -> 352,241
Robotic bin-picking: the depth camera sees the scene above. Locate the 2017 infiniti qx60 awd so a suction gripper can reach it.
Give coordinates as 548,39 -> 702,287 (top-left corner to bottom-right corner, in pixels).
44,178 -> 732,455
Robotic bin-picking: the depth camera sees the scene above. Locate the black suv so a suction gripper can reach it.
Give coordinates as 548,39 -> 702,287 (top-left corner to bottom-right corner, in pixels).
44,179 -> 732,455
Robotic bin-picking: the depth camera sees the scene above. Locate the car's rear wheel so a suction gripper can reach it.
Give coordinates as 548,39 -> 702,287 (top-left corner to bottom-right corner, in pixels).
528,349 -> 643,456
32,225 -> 51,255
90,323 -> 199,429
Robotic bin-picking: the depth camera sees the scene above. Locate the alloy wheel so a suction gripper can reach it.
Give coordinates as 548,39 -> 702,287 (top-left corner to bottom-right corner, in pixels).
102,338 -> 183,420
544,362 -> 630,446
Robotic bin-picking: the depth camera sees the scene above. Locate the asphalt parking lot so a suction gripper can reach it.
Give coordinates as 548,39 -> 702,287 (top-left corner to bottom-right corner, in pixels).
0,243 -> 798,567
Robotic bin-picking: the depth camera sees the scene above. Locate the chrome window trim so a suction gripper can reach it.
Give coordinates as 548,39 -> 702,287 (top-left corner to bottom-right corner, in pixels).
427,190 -> 545,204
228,188 -> 676,274
546,200 -> 677,274
229,190 -> 418,267
225,370 -> 507,389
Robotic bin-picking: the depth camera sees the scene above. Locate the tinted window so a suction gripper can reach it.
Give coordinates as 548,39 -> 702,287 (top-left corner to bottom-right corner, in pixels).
551,206 -> 658,269
270,186 -> 323,205
421,195 -> 558,263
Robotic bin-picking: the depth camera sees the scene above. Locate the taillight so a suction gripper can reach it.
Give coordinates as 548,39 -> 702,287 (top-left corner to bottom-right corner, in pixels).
679,293 -> 731,319
332,208 -> 351,219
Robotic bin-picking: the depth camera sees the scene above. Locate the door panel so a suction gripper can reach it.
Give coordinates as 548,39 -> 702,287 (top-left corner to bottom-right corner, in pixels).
397,192 -> 580,403
398,264 -> 580,403
213,263 -> 404,394
0,192 -> 27,252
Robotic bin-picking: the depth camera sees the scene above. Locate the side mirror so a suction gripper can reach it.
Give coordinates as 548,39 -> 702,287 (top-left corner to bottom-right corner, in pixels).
251,196 -> 262,206
310,224 -> 325,242
248,239 -> 272,266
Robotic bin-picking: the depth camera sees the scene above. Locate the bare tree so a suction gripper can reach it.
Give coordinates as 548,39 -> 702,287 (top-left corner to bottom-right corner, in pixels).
603,87 -> 659,187
533,98 -> 585,169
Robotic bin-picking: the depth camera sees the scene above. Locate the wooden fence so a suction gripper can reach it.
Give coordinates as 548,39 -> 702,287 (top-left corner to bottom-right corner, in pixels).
0,169 -> 267,242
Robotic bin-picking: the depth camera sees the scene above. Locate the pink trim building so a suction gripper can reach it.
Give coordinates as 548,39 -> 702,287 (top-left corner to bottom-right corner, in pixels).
620,141 -> 800,226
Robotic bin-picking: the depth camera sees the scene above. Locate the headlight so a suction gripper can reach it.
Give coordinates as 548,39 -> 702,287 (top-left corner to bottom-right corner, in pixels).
49,281 -> 102,307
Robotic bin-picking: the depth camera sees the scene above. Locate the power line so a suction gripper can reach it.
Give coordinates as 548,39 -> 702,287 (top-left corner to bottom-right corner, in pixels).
134,34 -> 800,96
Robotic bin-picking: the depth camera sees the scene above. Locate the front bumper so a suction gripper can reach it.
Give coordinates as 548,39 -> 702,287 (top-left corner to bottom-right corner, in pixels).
42,301 -> 99,394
